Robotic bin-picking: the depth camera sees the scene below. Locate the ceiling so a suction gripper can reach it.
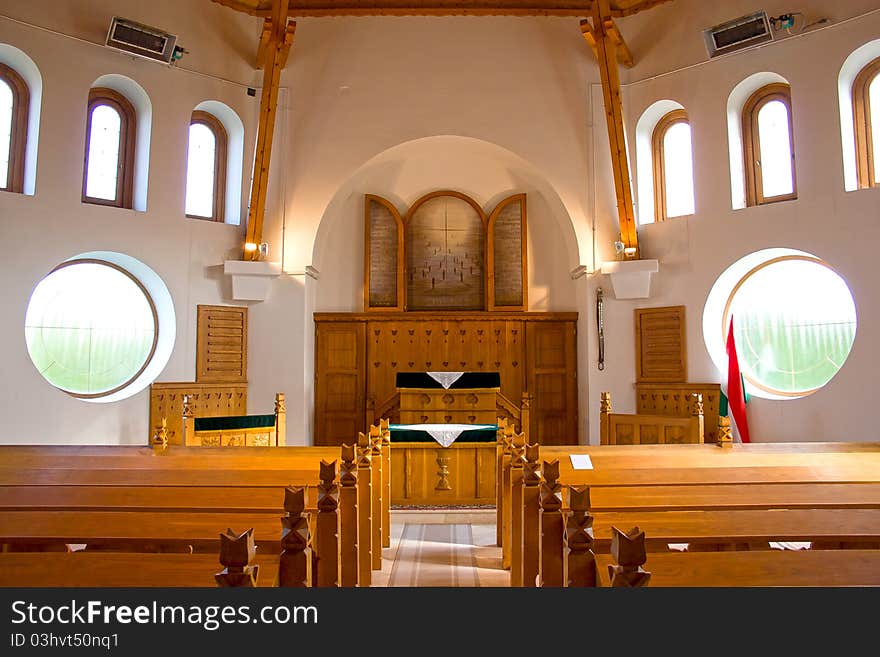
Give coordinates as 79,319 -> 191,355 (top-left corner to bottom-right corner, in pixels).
211,0 -> 672,19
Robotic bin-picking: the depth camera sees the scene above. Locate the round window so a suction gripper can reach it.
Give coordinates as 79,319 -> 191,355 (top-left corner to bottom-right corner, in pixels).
24,259 -> 158,398
704,250 -> 857,399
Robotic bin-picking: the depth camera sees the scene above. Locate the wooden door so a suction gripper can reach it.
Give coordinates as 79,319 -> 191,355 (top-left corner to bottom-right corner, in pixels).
526,321 -> 578,444
314,321 -> 366,446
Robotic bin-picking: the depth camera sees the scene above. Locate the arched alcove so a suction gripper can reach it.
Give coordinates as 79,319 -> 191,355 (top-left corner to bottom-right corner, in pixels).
194,100 -> 245,225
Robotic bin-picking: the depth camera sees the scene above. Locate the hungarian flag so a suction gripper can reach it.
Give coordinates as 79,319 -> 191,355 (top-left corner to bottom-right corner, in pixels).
724,315 -> 751,443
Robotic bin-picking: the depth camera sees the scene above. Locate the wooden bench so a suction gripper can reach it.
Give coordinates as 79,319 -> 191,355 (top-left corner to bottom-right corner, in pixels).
180,392 -> 286,447
499,441 -> 880,587
599,391 -> 705,445
594,549 -> 880,587
0,433 -> 393,587
0,552 -> 283,587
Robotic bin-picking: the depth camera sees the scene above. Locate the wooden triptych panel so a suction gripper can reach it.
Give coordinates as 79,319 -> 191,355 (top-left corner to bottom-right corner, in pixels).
364,191 -> 527,312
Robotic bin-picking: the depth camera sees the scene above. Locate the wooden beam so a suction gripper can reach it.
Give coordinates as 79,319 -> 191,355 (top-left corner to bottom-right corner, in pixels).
211,1 -> 677,19
611,0 -> 674,18
585,0 -> 639,254
579,20 -> 598,59
243,0 -> 294,260
603,18 -> 633,68
255,19 -> 272,70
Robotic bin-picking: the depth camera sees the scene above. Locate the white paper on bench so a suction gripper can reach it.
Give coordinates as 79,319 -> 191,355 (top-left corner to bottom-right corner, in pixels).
569,454 -> 593,470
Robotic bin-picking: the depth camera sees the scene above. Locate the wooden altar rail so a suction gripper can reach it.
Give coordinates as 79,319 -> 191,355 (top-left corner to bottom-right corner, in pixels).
497,442 -> 880,586
0,440 -> 391,587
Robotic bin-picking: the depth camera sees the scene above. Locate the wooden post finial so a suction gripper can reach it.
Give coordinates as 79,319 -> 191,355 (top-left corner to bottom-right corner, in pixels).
690,393 -> 704,417
565,485 -> 596,587
600,391 -> 612,414
151,417 -> 168,452
216,528 -> 259,587
279,486 -> 312,587
718,415 -> 733,448
608,526 -> 651,587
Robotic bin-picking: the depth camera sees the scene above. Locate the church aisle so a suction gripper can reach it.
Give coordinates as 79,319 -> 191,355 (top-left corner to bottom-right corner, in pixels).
373,510 -> 508,587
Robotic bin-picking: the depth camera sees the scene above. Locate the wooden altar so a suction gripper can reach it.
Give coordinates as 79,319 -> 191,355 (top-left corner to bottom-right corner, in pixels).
391,439 -> 496,506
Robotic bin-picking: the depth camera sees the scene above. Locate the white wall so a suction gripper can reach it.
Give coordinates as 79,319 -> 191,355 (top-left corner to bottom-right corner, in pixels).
2,0 -> 878,445
0,3 -> 260,443
589,3 -> 880,443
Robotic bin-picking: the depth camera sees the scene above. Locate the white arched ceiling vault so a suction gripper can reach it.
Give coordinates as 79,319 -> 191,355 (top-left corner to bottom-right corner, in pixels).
305,135 -> 583,312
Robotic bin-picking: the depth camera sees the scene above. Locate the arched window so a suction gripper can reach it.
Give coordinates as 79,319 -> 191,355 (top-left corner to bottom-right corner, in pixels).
185,110 -> 227,221
0,62 -> 29,193
651,109 -> 695,221
742,83 -> 797,205
853,56 -> 880,189
82,87 -> 136,208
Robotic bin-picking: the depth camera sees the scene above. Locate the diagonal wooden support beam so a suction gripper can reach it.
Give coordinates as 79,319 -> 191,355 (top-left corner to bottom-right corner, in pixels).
244,0 -> 295,260
255,18 -> 272,69
584,0 -> 639,255
603,18 -> 633,69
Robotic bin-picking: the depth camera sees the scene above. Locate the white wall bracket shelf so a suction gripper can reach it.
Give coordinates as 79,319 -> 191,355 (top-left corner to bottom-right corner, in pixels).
600,259 -> 659,299
223,260 -> 281,302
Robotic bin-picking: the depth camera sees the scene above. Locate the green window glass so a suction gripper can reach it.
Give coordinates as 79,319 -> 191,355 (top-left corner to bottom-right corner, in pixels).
25,260 -> 158,398
724,256 -> 857,397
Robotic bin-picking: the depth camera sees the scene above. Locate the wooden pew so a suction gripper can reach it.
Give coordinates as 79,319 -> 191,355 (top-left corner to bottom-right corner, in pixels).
507,442 -> 880,587
0,442 -> 381,586
181,392 -> 286,446
600,391 -> 705,445
0,552 -> 282,587
594,549 -> 880,587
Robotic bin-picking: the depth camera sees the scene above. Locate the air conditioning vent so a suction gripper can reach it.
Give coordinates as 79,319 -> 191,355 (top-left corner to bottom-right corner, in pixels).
703,11 -> 773,58
106,17 -> 177,64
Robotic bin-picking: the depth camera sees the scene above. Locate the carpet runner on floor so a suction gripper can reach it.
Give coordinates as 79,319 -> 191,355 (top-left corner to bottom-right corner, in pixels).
387,524 -> 480,587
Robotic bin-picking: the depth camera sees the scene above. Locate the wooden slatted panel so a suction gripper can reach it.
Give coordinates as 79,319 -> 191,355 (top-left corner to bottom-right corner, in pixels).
635,306 -> 686,383
196,305 -> 248,382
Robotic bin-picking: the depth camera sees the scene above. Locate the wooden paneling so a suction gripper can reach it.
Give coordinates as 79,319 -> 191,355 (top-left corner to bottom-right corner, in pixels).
636,382 -> 721,443
149,382 -> 247,445
365,195 -> 404,310
398,388 -> 498,425
390,442 -> 496,506
314,322 -> 366,446
487,193 -> 527,310
635,305 -> 686,383
526,321 -> 578,444
315,312 -> 578,445
196,305 -> 248,382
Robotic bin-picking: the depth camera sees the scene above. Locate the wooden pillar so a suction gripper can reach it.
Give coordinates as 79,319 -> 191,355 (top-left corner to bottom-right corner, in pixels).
495,418 -> 509,546
380,419 -> 392,548
215,528 -> 260,587
509,431 -> 526,586
369,424 -> 383,570
274,392 -> 286,446
501,424 -> 515,569
314,460 -> 339,587
519,393 -> 531,442
583,0 -> 639,254
181,395 -> 195,446
599,391 -> 612,445
356,432 -> 373,587
243,0 -> 295,259
339,444 -> 359,587
521,444 -> 542,587
717,415 -> 733,448
564,486 -> 596,587
539,460 -> 564,587
278,487 -> 312,587
691,393 -> 705,444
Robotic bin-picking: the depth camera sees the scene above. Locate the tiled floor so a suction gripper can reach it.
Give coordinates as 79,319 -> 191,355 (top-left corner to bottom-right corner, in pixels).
373,510 -> 509,587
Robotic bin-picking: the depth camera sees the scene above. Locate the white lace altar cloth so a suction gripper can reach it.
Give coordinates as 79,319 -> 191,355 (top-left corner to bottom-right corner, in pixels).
401,423 -> 496,447
426,371 -> 465,389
